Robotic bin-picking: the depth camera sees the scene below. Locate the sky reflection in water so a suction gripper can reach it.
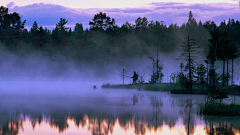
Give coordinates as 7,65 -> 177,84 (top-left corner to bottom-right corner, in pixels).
17,117 -> 207,135
0,81 -> 240,135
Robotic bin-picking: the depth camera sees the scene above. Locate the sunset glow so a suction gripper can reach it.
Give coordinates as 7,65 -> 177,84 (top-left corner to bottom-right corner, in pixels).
2,0 -> 238,8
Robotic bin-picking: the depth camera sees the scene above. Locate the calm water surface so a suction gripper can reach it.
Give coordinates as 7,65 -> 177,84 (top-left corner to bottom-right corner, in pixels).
0,81 -> 240,135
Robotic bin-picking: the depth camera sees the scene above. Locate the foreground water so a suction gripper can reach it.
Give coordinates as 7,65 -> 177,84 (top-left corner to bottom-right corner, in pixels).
0,81 -> 240,135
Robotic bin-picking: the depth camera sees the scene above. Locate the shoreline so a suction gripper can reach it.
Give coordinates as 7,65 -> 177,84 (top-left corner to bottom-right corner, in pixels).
101,83 -> 240,95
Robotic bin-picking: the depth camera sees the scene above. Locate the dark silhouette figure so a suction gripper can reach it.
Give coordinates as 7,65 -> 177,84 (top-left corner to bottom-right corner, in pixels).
131,71 -> 138,84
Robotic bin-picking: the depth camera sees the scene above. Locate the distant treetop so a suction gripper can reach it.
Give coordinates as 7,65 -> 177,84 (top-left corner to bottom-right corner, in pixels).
89,12 -> 115,30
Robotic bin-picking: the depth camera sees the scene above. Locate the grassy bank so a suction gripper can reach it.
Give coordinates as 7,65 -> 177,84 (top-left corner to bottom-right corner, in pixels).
101,83 -> 240,94
101,83 -> 175,92
171,85 -> 240,94
101,83 -> 207,93
200,103 -> 240,116
101,83 -> 165,90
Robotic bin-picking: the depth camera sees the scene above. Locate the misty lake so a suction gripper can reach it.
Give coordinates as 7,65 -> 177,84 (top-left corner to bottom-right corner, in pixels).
0,81 -> 240,135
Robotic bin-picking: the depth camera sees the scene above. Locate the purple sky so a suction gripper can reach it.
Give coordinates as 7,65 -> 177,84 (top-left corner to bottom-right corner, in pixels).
4,1 -> 240,30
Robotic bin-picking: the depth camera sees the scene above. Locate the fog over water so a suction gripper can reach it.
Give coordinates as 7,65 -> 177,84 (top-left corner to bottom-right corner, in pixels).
0,46 -> 219,83
1,50 -> 239,85
0,37 -> 239,134
0,48 -> 239,134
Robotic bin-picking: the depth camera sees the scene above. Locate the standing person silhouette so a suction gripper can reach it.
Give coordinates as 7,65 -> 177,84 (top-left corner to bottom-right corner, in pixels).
131,71 -> 138,84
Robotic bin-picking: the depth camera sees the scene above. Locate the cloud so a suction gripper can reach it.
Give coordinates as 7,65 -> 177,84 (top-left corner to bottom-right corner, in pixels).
6,2 -> 240,30
149,2 -> 237,10
6,1 -> 16,9
105,2 -> 240,26
9,3 -> 95,29
104,8 -> 153,13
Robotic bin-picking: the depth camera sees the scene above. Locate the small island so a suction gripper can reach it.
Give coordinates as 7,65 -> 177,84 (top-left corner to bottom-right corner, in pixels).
102,82 -> 240,116
102,82 -> 240,94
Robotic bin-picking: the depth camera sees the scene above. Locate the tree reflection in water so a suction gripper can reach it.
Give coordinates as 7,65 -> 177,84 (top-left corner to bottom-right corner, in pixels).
29,113 -> 43,129
118,113 -> 133,131
1,109 -> 240,135
0,113 -> 24,135
1,92 -> 240,135
203,116 -> 240,135
182,99 -> 195,135
49,113 -> 69,132
149,96 -> 164,131
70,113 -> 87,128
87,113 -> 115,135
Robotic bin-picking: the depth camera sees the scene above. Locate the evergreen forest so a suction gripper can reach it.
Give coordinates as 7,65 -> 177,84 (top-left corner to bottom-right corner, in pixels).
0,6 -> 240,88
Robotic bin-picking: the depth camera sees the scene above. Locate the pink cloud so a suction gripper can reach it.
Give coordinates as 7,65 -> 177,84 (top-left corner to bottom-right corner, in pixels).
6,2 -> 240,30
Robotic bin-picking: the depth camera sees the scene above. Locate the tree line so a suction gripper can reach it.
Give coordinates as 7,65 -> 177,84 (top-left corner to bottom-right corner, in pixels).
0,6 -> 239,85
